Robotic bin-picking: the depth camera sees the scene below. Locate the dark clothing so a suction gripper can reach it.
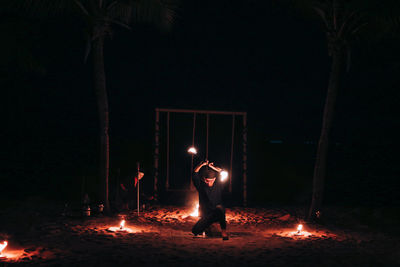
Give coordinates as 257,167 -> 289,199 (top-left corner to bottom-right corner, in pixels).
192,206 -> 226,235
192,172 -> 224,217
192,171 -> 226,235
119,176 -> 138,209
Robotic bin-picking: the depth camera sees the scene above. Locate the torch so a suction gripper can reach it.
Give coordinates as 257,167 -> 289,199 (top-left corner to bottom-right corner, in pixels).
187,146 -> 197,155
220,170 -> 229,182
187,146 -> 201,190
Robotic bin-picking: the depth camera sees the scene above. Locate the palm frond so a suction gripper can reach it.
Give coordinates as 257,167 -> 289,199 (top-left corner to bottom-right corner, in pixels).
73,0 -> 90,16
107,1 -> 133,24
337,11 -> 357,38
5,0 -> 78,17
127,0 -> 177,31
312,6 -> 330,30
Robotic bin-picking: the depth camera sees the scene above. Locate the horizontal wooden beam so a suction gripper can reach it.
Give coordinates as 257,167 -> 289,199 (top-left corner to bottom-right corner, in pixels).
156,108 -> 246,116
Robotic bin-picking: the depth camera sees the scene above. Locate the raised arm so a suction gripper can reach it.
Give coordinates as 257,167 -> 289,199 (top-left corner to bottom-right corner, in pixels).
208,162 -> 222,173
194,160 -> 209,173
192,160 -> 208,189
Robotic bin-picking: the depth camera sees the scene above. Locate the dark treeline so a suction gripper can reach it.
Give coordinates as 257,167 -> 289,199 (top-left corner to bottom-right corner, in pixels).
1,1 -> 399,208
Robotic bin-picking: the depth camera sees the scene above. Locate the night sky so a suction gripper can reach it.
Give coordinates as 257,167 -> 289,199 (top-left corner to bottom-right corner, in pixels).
1,1 -> 399,206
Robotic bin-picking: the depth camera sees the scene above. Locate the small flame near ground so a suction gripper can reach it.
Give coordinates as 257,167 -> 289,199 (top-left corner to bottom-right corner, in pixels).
190,204 -> 199,217
297,224 -> 303,233
275,224 -> 316,238
120,220 -> 126,229
187,147 -> 197,155
0,241 -> 8,257
108,220 -> 135,233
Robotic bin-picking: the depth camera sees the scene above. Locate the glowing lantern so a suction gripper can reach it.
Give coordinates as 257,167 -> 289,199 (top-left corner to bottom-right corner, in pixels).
120,220 -> 126,230
187,147 -> 197,155
0,241 -> 8,257
297,224 -> 303,235
220,171 -> 228,182
190,204 -> 199,217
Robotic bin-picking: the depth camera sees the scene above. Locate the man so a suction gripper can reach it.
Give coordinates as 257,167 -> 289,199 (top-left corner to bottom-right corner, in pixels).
119,171 -> 144,210
192,160 -> 228,240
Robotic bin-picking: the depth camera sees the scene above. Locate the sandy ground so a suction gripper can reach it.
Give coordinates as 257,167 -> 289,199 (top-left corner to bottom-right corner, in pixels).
1,206 -> 400,266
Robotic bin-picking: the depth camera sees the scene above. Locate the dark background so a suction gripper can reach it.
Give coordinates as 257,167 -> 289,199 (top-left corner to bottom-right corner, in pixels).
1,1 -> 399,208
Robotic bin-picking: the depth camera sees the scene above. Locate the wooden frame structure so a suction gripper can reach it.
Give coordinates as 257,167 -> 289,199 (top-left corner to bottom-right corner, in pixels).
154,108 -> 248,206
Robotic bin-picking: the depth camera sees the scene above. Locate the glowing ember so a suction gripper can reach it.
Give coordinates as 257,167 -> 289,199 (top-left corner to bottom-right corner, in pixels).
187,146 -> 197,155
0,241 -> 8,257
220,171 -> 228,182
297,224 -> 303,234
120,220 -> 126,229
190,204 -> 199,217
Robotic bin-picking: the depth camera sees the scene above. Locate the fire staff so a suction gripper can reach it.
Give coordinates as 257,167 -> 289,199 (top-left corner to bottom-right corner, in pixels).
192,160 -> 229,240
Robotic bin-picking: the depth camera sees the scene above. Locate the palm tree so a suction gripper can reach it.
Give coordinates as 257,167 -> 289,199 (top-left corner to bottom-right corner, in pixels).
289,0 -> 399,221
5,0 -> 175,212
306,0 -> 365,221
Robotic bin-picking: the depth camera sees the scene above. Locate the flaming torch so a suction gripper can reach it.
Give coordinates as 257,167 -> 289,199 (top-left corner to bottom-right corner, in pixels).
120,220 -> 126,230
220,170 -> 228,182
187,146 -> 197,155
0,241 -> 8,258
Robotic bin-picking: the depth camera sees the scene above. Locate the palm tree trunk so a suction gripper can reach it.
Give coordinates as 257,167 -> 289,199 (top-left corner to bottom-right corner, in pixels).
92,36 -> 110,213
308,48 -> 344,221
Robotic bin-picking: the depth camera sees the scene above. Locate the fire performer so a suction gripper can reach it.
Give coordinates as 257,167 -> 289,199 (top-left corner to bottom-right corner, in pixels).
192,160 -> 229,240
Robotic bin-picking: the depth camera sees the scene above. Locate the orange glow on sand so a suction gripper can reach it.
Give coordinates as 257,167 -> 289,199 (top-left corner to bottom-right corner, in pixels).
0,241 -> 31,261
190,204 -> 199,217
0,249 -> 26,261
274,224 -> 334,239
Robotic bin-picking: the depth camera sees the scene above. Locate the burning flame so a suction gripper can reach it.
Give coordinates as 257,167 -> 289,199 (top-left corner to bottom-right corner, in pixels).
0,241 -> 8,256
297,224 -> 303,233
190,204 -> 199,217
220,171 -> 228,182
187,147 -> 197,155
107,219 -> 135,233
120,220 -> 126,229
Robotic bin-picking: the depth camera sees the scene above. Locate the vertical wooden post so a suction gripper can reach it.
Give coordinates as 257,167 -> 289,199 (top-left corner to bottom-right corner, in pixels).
154,109 -> 159,199
243,113 -> 247,206
137,162 -> 140,216
190,113 -> 196,190
166,112 -> 170,190
206,113 -> 209,160
229,115 -> 235,193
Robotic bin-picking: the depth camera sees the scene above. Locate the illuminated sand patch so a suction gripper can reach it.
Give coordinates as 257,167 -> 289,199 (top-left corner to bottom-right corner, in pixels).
140,206 -> 295,225
0,242 -> 44,263
107,220 -> 137,233
273,225 -> 337,239
107,226 -> 136,233
0,248 -> 26,261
